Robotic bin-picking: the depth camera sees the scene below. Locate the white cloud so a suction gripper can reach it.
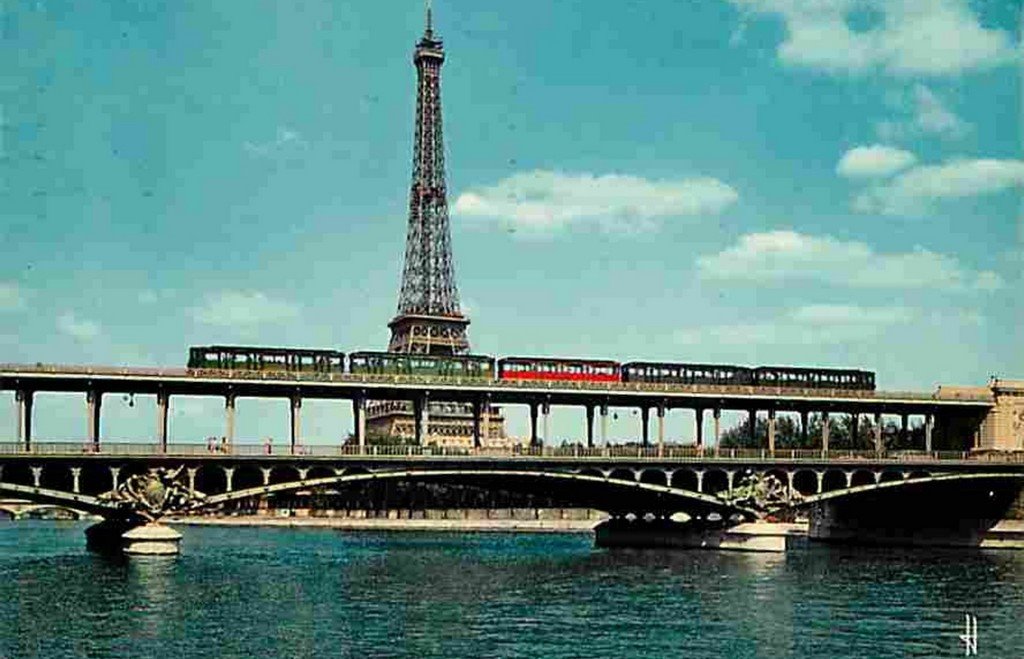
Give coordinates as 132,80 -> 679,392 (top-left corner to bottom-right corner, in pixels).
57,312 -> 101,341
190,291 -> 300,327
244,126 -> 306,157
0,282 -> 24,311
727,0 -> 1018,76
836,145 -> 916,178
452,170 -> 738,233
675,304 -> 915,346
875,84 -> 971,140
853,158 -> 1024,216
697,230 -> 1002,291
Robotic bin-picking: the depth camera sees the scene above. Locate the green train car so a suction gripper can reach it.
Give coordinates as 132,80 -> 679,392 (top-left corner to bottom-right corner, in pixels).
348,351 -> 494,379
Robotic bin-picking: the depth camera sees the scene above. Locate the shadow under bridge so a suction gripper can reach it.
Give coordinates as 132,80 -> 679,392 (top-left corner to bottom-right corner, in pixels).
198,468 -> 754,519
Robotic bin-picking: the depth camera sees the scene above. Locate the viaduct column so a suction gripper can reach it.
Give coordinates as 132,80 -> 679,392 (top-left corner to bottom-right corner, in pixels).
694,407 -> 704,449
924,413 -> 934,453
656,403 -> 665,455
15,389 -> 33,450
767,409 -> 777,454
873,412 -> 883,453
529,402 -> 539,448
86,389 -> 102,450
482,394 -> 491,445
156,391 -> 170,453
289,394 -> 302,454
413,393 -> 430,446
640,406 -> 650,448
850,412 -> 859,447
541,399 -> 551,449
585,405 -> 595,449
353,394 -> 367,450
900,413 -> 909,447
712,408 -> 721,455
471,398 -> 482,449
821,412 -> 830,454
600,403 -> 609,447
800,410 -> 809,446
747,409 -> 757,446
224,393 -> 236,446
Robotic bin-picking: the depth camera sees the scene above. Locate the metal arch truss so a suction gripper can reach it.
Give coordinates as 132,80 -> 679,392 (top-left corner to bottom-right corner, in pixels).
393,24 -> 465,337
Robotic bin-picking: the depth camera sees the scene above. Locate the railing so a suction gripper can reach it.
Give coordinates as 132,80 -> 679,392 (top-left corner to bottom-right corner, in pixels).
0,442 -> 1021,464
0,363 -> 994,403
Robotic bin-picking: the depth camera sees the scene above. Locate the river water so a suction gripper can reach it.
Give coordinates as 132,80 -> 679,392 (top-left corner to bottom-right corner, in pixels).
1,522 -> 1022,658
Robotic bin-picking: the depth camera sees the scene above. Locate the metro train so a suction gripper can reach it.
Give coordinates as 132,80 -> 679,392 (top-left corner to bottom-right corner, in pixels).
187,345 -> 876,391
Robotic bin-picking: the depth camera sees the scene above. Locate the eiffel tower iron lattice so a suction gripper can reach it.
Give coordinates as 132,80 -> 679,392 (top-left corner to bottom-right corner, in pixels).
388,6 -> 469,355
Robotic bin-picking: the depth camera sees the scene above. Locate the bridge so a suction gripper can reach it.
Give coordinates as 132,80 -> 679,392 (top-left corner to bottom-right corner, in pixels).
1,365 -> 1022,554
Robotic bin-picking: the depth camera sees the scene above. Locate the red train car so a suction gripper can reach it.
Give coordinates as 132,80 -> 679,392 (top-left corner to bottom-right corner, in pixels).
497,357 -> 621,383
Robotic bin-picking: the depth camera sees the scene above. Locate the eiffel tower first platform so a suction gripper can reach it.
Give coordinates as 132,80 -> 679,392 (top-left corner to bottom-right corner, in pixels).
366,8 -> 507,447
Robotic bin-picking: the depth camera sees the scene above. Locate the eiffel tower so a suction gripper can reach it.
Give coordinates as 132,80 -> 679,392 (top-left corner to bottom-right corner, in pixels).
367,5 -> 506,446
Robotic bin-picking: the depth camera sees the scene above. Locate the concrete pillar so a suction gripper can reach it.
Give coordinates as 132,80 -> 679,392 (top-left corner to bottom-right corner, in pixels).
800,410 -> 809,446
86,390 -> 102,449
261,467 -> 272,486
713,408 -> 721,454
157,391 -> 170,453
640,406 -> 650,448
726,469 -> 735,495
71,467 -> 81,494
600,404 -> 609,447
874,412 -> 883,452
656,405 -> 665,454
767,409 -> 777,454
224,393 -> 236,445
585,405 -> 595,448
815,471 -> 824,494
298,467 -> 309,481
414,393 -> 429,446
696,470 -> 704,494
15,389 -> 33,450
482,395 -> 491,444
353,395 -> 367,451
110,466 -> 121,492
694,408 -> 704,448
900,413 -> 909,446
850,413 -> 859,447
529,402 -> 539,447
786,471 -> 794,498
541,400 -> 551,448
224,467 -> 235,493
844,471 -> 853,488
31,466 -> 41,488
186,467 -> 197,495
747,409 -> 757,445
472,399 -> 482,449
289,395 -> 302,453
925,413 -> 934,453
822,412 -> 830,453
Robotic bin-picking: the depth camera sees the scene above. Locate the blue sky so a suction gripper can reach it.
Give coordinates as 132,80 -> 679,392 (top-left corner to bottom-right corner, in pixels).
1,0 -> 1021,443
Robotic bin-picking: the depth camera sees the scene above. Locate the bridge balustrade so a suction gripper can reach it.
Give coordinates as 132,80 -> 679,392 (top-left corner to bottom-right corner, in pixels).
0,441 -> 1014,463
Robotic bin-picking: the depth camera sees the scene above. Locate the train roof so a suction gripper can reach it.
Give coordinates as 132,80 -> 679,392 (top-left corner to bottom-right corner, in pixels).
754,365 -> 874,374
349,350 -> 493,360
499,356 -> 621,366
192,345 -> 345,356
622,361 -> 749,370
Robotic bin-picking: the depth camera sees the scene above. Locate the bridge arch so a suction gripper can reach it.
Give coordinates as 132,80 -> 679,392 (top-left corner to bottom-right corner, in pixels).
578,468 -> 603,480
800,472 -> 1024,507
793,470 -> 818,496
822,470 -> 846,493
702,469 -> 729,496
608,468 -> 637,483
1,463 -> 34,487
850,470 -> 875,488
639,469 -> 667,487
232,465 -> 264,491
40,465 -> 74,493
879,470 -> 903,484
195,465 -> 228,496
269,465 -> 301,486
199,468 -> 755,520
670,469 -> 699,492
